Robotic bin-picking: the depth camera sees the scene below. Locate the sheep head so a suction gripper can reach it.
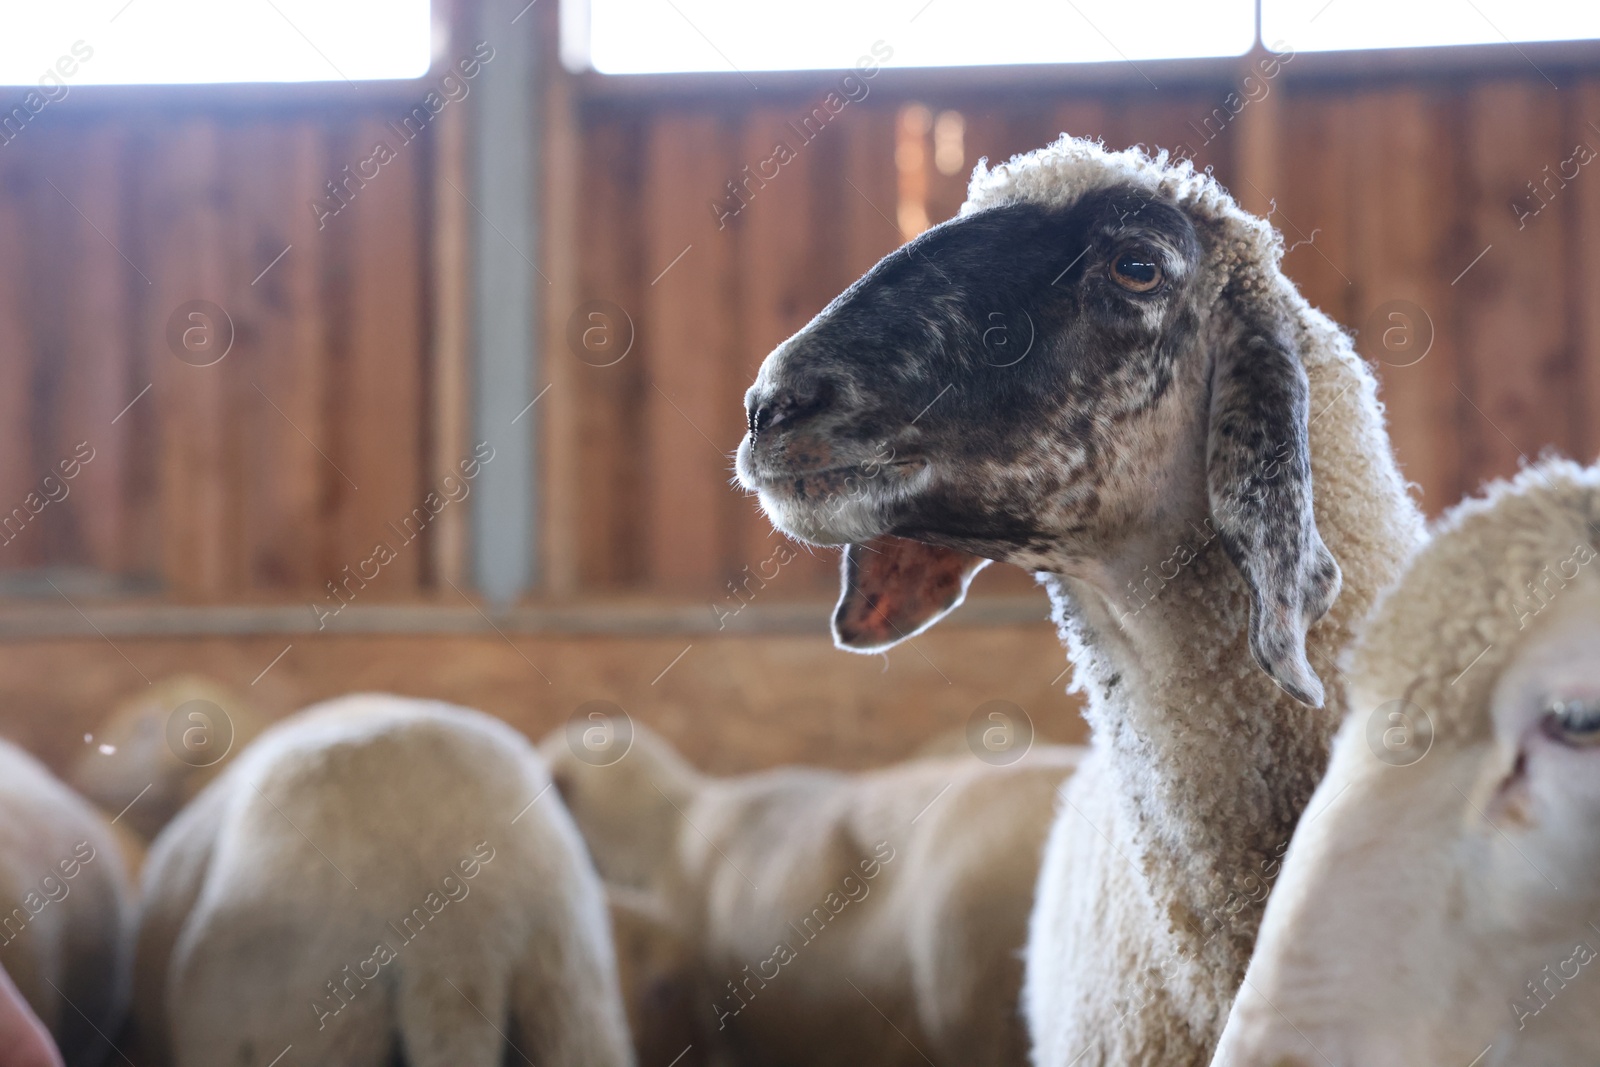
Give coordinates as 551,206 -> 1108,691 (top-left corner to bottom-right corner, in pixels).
1212,462 -> 1600,1067
540,721 -> 702,892
71,674 -> 262,840
735,139 -> 1339,705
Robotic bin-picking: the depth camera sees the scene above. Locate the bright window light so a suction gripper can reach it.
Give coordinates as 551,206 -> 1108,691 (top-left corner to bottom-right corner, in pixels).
0,0 -> 433,86
1262,0 -> 1600,52
570,0 -> 1256,74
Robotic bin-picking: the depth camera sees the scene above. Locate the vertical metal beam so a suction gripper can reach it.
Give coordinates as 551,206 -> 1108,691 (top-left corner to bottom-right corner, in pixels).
469,0 -> 539,604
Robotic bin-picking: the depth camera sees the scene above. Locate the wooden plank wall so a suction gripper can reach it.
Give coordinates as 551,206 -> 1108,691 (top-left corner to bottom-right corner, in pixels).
0,622 -> 1085,781
1276,77 -> 1594,514
0,107 -> 437,603
1,54 -> 1597,607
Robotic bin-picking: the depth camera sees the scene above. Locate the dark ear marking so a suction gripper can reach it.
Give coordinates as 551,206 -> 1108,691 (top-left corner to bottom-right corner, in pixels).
833,537 -> 991,653
1207,309 -> 1342,707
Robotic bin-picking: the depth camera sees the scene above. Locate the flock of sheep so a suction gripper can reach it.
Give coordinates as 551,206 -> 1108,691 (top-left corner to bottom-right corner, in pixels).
1,136 -> 1596,1067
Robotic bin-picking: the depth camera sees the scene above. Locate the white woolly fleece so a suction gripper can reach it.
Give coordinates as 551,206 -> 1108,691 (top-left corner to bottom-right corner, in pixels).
1349,458 -> 1600,742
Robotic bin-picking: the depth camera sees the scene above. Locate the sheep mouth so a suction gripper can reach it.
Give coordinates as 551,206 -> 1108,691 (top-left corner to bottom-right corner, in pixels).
741,458 -> 930,547
743,459 -> 914,492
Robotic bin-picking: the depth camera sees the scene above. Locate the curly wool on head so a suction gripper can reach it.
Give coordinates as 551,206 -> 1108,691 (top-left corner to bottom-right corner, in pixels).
964,137 -> 1283,292
1348,458 -> 1600,744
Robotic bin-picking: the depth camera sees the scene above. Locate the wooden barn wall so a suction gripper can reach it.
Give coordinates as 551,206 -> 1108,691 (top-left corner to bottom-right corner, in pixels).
0,105 -> 440,603
0,622 -> 1082,781
1275,78 -> 1600,515
1,61 -> 1597,610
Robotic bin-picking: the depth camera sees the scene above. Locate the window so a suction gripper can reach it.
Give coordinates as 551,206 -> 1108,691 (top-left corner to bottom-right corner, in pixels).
1262,0 -> 1600,53
0,0 -> 433,87
567,0 -> 1256,75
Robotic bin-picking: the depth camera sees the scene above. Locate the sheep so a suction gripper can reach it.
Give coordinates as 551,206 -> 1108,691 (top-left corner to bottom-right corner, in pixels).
543,720 -> 1080,1065
135,693 -> 635,1067
733,135 -> 1425,1064
1212,459 -> 1600,1067
71,675 -> 266,843
0,738 -> 136,1067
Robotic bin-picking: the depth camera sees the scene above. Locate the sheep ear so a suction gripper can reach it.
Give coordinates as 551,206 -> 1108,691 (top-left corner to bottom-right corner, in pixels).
1207,315 -> 1342,707
833,537 -> 990,653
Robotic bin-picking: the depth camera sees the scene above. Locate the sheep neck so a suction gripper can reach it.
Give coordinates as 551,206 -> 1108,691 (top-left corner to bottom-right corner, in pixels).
1039,510 -> 1344,1000
1029,332 -> 1427,1044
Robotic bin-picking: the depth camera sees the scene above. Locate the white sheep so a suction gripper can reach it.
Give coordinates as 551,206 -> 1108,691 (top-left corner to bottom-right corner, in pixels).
543,720 -> 1080,1065
0,738 -> 136,1067
1213,459 -> 1600,1067
734,135 -> 1425,1064
70,676 -> 266,843
135,693 -> 635,1067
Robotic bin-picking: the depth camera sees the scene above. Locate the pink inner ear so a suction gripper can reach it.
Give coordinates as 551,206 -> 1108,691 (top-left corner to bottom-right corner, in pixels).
835,536 -> 988,650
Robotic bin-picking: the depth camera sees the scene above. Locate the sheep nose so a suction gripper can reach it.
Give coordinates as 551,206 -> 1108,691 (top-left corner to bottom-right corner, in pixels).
746,380 -> 835,439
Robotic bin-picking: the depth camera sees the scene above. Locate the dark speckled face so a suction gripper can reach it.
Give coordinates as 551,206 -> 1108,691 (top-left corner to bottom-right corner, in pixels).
736,177 -> 1342,706
734,185 -> 1205,564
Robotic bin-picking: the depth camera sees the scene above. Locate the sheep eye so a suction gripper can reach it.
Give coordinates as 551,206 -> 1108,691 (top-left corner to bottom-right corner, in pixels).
1543,697 -> 1600,747
1110,251 -> 1163,293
